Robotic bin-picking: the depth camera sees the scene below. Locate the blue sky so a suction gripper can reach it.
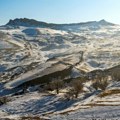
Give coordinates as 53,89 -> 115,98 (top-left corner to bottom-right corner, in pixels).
0,0 -> 120,25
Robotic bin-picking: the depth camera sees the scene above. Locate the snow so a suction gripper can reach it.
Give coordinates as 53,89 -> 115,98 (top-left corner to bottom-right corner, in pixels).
51,106 -> 120,119
0,86 -> 120,119
5,62 -> 68,89
1,22 -> 120,73
0,19 -> 120,119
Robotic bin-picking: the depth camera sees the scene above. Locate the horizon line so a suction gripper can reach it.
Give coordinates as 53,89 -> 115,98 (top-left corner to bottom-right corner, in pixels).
1,18 -> 118,26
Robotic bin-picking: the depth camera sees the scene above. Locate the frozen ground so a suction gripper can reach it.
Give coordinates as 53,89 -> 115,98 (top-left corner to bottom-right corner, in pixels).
51,106 -> 120,120
0,19 -> 120,119
0,86 -> 120,119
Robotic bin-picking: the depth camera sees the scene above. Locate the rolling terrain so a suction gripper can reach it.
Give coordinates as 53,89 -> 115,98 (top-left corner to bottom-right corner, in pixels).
0,18 -> 120,119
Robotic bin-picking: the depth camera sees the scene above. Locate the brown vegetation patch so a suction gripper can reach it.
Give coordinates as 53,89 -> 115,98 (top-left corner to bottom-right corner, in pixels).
84,103 -> 120,107
0,96 -> 10,106
98,89 -> 120,98
96,100 -> 120,103
20,116 -> 48,120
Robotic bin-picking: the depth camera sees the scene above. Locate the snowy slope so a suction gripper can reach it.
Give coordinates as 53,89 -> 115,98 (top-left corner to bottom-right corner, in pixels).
0,19 -> 120,119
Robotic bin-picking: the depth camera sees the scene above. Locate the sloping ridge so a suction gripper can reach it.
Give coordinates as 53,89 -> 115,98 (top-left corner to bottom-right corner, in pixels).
4,62 -> 70,89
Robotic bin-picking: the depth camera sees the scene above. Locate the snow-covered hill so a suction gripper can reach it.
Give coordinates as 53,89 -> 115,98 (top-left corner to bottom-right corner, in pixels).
0,18 -> 120,119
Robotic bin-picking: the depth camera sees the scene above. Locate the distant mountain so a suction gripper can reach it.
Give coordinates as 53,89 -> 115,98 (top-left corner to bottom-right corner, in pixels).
6,18 -> 115,32
6,18 -> 49,27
